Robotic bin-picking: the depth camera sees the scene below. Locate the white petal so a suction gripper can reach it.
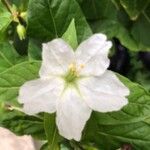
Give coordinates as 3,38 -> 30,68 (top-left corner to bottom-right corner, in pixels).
18,78 -> 64,115
83,92 -> 128,112
79,70 -> 129,112
80,70 -> 129,96
23,100 -> 55,115
39,39 -> 75,78
56,88 -> 92,141
75,34 -> 112,76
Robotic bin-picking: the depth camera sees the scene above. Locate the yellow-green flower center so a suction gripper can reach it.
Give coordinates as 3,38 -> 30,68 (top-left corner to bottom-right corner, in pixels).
64,63 -> 79,84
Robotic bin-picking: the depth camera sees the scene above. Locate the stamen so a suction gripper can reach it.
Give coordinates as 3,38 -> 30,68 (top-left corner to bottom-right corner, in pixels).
64,62 -> 85,84
69,63 -> 76,72
80,64 -> 85,69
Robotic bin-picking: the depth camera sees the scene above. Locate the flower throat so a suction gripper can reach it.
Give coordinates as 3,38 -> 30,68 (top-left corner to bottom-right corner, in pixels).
64,63 -> 78,84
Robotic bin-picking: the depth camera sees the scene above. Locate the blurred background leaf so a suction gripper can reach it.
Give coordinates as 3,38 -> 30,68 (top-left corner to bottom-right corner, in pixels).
120,0 -> 149,20
27,0 -> 92,43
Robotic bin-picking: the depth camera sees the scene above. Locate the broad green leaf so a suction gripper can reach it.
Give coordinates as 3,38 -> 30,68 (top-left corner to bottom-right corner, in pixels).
0,12 -> 11,31
27,0 -> 92,43
131,13 -> 150,50
2,113 -> 46,140
120,0 -> 149,20
44,113 -> 60,150
0,30 -> 7,42
62,19 -> 78,49
0,42 -> 20,73
83,119 -> 150,150
80,0 -> 117,20
0,1 -> 12,33
28,40 -> 42,60
81,74 -> 150,150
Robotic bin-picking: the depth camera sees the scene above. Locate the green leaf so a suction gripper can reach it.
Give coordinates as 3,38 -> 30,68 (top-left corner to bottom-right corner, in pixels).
62,19 -> 78,49
44,113 -> 60,150
0,30 -> 7,42
80,0 -> 117,20
27,0 -> 92,43
82,74 -> 150,150
28,40 -> 42,60
0,42 -> 21,73
120,0 -> 149,20
0,1 -> 12,33
83,118 -> 150,150
0,11 -> 11,31
2,113 -> 46,140
131,12 -> 150,50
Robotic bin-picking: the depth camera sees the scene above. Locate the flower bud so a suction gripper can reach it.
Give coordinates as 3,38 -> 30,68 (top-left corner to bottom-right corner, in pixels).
17,24 -> 26,40
20,12 -> 27,21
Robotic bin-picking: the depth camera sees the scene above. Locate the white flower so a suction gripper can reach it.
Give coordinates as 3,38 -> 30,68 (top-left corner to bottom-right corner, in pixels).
18,34 -> 129,141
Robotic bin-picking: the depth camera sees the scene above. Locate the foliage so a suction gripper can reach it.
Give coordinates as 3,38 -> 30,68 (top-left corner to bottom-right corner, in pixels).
0,0 -> 150,149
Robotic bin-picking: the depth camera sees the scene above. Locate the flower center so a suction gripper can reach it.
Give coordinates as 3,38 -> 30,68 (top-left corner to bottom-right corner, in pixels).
64,63 -> 84,84
64,63 -> 78,84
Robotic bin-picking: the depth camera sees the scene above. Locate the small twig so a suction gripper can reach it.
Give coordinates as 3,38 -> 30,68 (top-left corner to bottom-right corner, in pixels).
1,0 -> 13,13
2,0 -> 20,22
5,104 -> 23,112
4,103 -> 43,120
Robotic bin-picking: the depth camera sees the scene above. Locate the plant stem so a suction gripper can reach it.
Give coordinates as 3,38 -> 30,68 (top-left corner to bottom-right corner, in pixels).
1,0 -> 13,13
44,113 -> 60,150
2,0 -> 20,22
